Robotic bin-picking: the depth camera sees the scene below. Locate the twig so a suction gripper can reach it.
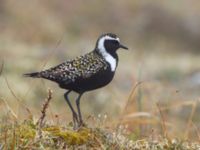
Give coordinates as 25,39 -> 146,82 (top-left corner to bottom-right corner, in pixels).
156,102 -> 168,138
184,101 -> 197,140
0,97 -> 17,120
153,100 -> 196,113
191,121 -> 200,142
116,81 -> 143,129
4,76 -> 21,102
116,82 -> 143,127
36,89 -> 53,128
4,75 -> 33,118
122,82 -> 143,116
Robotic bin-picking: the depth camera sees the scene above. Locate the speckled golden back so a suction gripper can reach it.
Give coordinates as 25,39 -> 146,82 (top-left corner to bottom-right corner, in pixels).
40,51 -> 109,84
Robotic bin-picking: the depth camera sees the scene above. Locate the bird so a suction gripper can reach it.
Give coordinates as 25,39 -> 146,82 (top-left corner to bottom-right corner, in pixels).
24,33 -> 128,128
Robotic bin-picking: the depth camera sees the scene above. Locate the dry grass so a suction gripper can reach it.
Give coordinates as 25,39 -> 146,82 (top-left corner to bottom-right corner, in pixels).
1,1 -> 200,149
0,86 -> 199,149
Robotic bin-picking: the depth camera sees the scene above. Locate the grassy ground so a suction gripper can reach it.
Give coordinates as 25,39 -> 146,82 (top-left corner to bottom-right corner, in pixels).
1,89 -> 200,149
1,0 -> 200,149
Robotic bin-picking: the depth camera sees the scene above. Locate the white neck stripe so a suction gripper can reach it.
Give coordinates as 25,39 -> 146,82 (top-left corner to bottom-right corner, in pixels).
97,36 -> 118,72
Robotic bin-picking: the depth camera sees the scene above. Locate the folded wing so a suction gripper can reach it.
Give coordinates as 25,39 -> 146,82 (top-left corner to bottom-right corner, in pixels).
39,52 -> 108,85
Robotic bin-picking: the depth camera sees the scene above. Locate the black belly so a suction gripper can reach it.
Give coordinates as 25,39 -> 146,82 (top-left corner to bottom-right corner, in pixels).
59,69 -> 115,93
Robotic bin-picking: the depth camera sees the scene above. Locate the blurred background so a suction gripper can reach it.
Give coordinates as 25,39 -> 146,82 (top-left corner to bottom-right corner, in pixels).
0,0 -> 200,140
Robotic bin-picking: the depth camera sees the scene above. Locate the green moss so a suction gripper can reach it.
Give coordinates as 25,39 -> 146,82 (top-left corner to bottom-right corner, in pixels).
16,124 -> 36,139
15,120 -> 36,139
0,119 -> 199,149
43,126 -> 92,145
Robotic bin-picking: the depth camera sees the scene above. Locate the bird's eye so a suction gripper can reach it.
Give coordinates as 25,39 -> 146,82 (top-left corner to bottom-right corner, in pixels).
112,40 -> 119,45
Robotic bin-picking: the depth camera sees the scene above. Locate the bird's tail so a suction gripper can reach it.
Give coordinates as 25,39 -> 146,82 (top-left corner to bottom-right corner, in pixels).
23,72 -> 40,78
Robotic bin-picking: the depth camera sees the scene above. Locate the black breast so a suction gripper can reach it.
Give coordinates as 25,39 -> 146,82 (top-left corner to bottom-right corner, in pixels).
59,65 -> 115,93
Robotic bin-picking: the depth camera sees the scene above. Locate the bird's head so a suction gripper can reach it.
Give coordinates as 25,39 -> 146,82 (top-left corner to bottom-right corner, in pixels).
95,33 -> 128,56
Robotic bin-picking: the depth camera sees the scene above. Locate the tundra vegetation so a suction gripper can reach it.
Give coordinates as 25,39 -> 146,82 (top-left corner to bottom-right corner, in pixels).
0,0 -> 200,149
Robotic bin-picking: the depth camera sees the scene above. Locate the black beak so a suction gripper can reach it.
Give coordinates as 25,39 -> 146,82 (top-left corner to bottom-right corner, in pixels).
119,44 -> 128,50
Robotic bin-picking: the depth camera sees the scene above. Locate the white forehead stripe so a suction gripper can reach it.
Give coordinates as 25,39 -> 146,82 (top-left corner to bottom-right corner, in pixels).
99,35 -> 120,42
97,35 -> 119,72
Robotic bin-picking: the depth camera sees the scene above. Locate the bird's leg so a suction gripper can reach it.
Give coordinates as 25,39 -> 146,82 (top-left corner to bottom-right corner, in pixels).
64,91 -> 78,129
76,93 -> 83,126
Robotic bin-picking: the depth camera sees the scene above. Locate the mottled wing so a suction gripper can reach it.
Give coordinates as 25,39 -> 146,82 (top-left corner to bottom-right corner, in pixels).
39,59 -> 74,83
76,52 -> 108,79
40,52 -> 108,84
